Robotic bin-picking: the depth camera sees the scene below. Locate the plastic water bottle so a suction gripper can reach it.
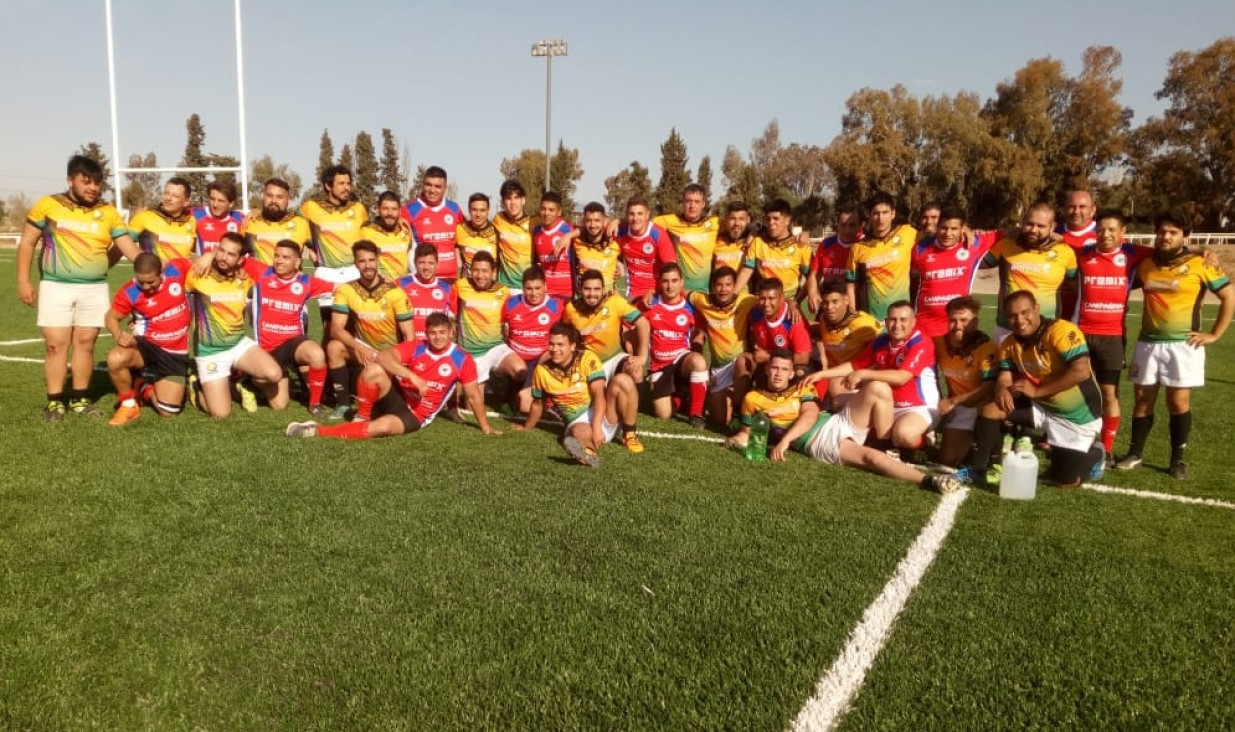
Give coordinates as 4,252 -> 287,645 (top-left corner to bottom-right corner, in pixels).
999,448 -> 1039,500
745,411 -> 770,462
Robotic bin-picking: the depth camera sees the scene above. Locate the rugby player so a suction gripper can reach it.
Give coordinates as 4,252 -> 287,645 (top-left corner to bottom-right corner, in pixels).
688,265 -> 758,427
243,177 -> 311,266
909,205 -> 998,344
1115,210 -> 1233,479
397,245 -> 458,343
616,195 -> 676,302
846,192 -> 917,320
129,177 -> 196,262
562,268 -> 649,383
401,165 -> 464,280
454,251 -> 512,385
934,296 -> 998,467
362,190 -> 415,279
735,199 -> 811,302
571,202 -> 622,293
643,263 -> 708,426
652,183 -> 719,293
812,281 -> 883,406
494,266 -> 564,414
456,192 -> 499,278
16,154 -> 141,420
493,179 -> 538,291
532,191 -> 576,299
300,166 -> 369,339
511,322 -> 644,465
916,201 -> 942,239
981,202 -> 1078,341
193,179 -> 245,256
712,201 -> 752,274
804,202 -> 864,315
1058,190 -> 1098,251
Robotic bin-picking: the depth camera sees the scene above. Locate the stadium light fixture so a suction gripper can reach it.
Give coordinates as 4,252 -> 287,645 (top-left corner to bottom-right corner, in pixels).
530,39 -> 568,193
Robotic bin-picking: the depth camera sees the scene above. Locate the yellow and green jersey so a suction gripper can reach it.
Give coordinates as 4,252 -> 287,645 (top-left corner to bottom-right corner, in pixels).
563,293 -> 642,362
494,212 -> 539,288
982,239 -> 1077,326
456,278 -> 511,355
361,220 -> 414,279
938,334 -> 998,397
713,234 -> 748,274
456,221 -> 499,275
130,206 -> 196,263
689,290 -> 758,366
27,194 -> 127,284
816,310 -> 883,368
300,199 -> 369,269
332,280 -> 412,350
1136,254 -> 1230,342
745,235 -> 812,301
532,350 -> 606,423
998,319 -> 1101,424
243,212 -> 311,266
740,383 -> 827,452
653,213 -> 719,292
572,238 -> 622,293
186,270 -> 253,355
846,224 -> 916,320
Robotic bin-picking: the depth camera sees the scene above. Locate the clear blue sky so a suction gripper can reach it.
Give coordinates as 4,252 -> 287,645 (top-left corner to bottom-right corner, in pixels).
3,0 -> 1233,210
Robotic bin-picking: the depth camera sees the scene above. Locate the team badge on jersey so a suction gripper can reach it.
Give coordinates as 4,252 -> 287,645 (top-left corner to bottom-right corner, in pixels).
1048,250 -> 1058,260
169,283 -> 183,297
444,214 -> 454,225
290,282 -> 304,295
438,363 -> 452,377
227,221 -> 239,232
538,313 -> 551,325
432,289 -> 444,301
643,243 -> 654,255
1114,253 -> 1126,267
774,334 -> 786,347
676,314 -> 689,327
957,248 -> 970,261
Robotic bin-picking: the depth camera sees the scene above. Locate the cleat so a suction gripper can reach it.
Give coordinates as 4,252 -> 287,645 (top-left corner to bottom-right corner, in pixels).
1088,456 -> 1106,482
68,399 -> 103,418
1013,436 -> 1034,454
237,381 -> 258,413
108,404 -> 141,426
1170,460 -> 1188,480
622,432 -> 645,454
187,373 -> 199,410
688,415 -> 706,430
308,403 -> 333,421
284,421 -> 318,438
564,435 -> 601,468
985,463 -> 1003,486
1000,434 -> 1014,455
952,466 -> 983,486
929,475 -> 963,494
1113,454 -> 1142,471
327,404 -> 351,422
42,400 -> 66,423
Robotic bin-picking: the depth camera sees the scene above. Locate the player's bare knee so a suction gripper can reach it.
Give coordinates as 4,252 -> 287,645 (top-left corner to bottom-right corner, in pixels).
863,380 -> 892,398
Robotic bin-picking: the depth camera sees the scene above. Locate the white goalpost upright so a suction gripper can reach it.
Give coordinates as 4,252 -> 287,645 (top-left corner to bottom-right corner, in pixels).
104,0 -> 249,212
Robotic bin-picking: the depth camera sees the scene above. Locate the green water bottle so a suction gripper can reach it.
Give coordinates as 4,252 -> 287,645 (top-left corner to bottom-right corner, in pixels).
745,411 -> 770,462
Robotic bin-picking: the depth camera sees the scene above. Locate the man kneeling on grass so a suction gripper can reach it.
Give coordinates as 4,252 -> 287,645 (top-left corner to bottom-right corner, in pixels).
727,349 -> 962,493
285,312 -> 499,439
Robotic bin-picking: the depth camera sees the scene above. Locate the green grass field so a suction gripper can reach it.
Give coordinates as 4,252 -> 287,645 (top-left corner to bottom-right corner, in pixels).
1,252 -> 1233,730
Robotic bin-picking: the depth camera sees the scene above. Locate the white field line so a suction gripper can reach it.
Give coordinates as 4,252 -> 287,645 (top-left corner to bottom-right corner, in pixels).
1081,482 -> 1235,510
0,334 -> 111,347
0,355 -> 108,371
789,487 -> 971,732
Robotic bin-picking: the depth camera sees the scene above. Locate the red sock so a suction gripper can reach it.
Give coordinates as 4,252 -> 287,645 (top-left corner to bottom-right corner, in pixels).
1102,415 -> 1120,453
355,378 -> 380,421
117,390 -> 135,405
317,421 -> 370,440
688,380 -> 706,417
139,383 -> 155,404
307,366 -> 327,407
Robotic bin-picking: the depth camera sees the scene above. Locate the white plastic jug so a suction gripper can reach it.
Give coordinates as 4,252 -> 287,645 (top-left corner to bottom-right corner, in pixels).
999,450 -> 1039,500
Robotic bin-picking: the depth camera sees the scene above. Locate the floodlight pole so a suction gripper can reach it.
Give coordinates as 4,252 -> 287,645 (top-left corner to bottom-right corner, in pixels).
531,39 -> 567,193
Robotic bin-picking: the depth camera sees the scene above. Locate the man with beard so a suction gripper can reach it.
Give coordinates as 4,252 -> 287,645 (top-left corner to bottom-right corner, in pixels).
805,203 -> 864,315
1115,210 -> 1233,479
934,297 -> 998,468
689,265 -> 758,427
325,241 -> 414,418
129,177 -> 196,262
104,252 -> 193,425
494,179 -> 538,291
653,183 -> 719,293
401,165 -> 464,280
455,251 -> 512,385
563,268 -> 649,384
960,291 -> 1104,488
362,190 -> 415,279
916,202 -> 942,240
981,203 -> 1077,342
243,177 -> 310,266
285,313 -> 498,440
712,201 -> 752,274
300,166 -> 369,338
735,199 -> 811,302
185,232 -> 284,418
456,192 -> 499,278
616,195 -> 676,302
571,202 -> 621,293
846,192 -> 917,321
194,179 -> 245,255
17,154 -> 140,420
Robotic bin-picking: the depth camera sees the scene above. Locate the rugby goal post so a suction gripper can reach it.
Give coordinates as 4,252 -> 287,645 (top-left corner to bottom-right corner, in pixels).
104,0 -> 249,214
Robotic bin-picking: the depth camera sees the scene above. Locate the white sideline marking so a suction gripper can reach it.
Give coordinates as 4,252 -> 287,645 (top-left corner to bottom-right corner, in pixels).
0,355 -> 107,372
1082,482 -> 1235,510
0,338 -> 45,346
790,487 -> 970,732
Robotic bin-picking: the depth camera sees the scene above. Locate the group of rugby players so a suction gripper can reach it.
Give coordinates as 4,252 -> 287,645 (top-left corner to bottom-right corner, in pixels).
16,155 -> 1232,489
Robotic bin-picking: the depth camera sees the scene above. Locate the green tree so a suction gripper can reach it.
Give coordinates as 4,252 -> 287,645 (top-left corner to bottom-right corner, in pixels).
77,142 -> 113,200
248,156 -> 303,209
654,127 -> 690,215
499,144 -> 585,213
696,155 -> 713,201
548,140 -> 584,215
309,129 -> 335,200
603,160 -> 653,214
409,164 -> 428,198
379,128 -> 403,195
120,152 -> 160,212
353,130 -> 379,209
0,197 -> 8,230
5,194 -> 31,230
719,145 -> 761,216
338,144 -> 354,176
180,113 -> 207,202
822,85 -> 925,208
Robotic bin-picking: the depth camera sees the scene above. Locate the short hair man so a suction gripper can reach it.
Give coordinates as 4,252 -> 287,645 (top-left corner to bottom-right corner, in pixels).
104,252 -> 193,425
511,322 -> 645,464
812,281 -> 883,407
245,177 -> 311,266
17,154 -> 141,420
643,262 -> 709,427
454,250 -> 513,385
713,201 -> 752,274
397,244 -> 458,342
361,190 -> 415,279
689,265 -> 759,427
652,183 -> 720,293
571,202 -> 622,293
917,201 -> 942,238
193,179 -> 245,256
185,232 -> 284,418
286,312 -> 498,440
300,167 -> 369,337
980,202 -> 1078,341
735,199 -> 811,302
909,205 -> 999,344
1115,210 -> 1233,479
493,179 -> 538,290
494,266 -> 565,413
457,192 -> 499,278
616,195 -> 677,301
325,240 -> 415,417
960,290 -> 1105,487
730,350 -> 961,493
847,191 -> 917,320
1058,190 -> 1098,251
562,268 -> 649,383
533,191 -> 577,299
130,177 -> 196,262
934,296 -> 998,467
401,165 -> 464,280
805,202 -> 864,315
